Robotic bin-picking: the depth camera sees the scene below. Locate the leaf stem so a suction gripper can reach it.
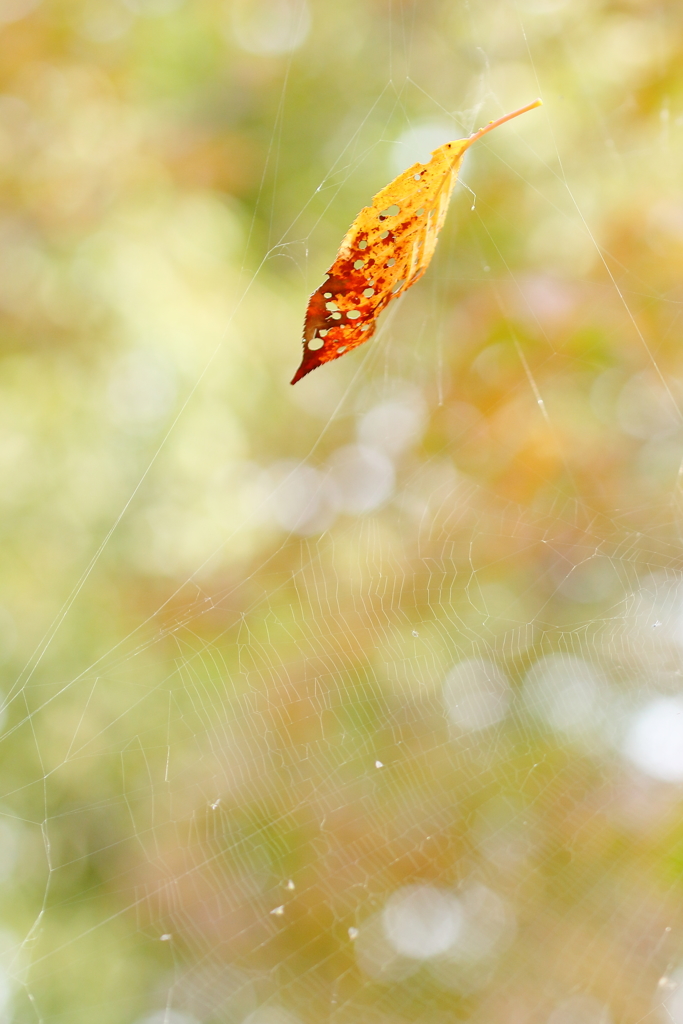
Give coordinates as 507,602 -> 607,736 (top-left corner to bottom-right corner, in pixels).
464,99 -> 542,149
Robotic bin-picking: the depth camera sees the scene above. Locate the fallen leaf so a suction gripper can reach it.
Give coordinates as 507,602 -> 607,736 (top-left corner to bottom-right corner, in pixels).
291,100 -> 542,384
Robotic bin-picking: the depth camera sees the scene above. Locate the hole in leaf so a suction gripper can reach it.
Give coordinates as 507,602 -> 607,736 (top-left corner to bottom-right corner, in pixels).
324,292 -> 332,298
331,312 -> 342,319
308,337 -> 324,350
379,204 -> 400,219
386,258 -> 396,267
360,323 -> 370,331
354,259 -> 364,269
363,288 -> 374,297
416,208 -> 425,216
325,301 -> 338,310
414,173 -> 421,181
380,231 -> 389,239
319,329 -> 328,336
347,310 -> 361,319
358,240 -> 367,250
337,346 -> 347,353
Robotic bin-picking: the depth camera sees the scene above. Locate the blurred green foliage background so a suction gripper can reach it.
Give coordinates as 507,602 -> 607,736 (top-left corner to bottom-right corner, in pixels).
1,1 -> 683,1023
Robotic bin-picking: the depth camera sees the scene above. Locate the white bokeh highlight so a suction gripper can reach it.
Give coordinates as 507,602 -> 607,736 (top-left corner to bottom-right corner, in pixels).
326,444 -> 394,515
522,654 -> 611,736
382,885 -> 463,960
357,392 -> 427,457
622,696 -> 683,782
261,460 -> 337,536
442,658 -> 510,731
355,880 -> 514,988
430,883 -> 515,993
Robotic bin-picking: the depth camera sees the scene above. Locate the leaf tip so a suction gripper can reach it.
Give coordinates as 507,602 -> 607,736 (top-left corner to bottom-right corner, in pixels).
290,358 -> 313,384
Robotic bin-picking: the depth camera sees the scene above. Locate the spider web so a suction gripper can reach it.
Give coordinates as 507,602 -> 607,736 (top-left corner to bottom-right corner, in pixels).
1,2 -> 683,1024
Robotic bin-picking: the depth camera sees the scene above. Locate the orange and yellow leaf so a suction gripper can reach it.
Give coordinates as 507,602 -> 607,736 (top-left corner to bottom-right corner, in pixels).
292,99 -> 541,384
